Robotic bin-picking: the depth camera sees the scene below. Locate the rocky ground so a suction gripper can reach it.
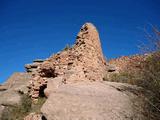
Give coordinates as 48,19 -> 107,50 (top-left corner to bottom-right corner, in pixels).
42,81 -> 146,120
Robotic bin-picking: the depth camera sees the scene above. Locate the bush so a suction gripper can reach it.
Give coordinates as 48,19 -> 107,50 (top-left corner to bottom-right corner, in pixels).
104,71 -> 142,85
139,52 -> 160,120
105,52 -> 160,120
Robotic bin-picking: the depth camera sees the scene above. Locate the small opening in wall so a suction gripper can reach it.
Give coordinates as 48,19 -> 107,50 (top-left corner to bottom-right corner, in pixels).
39,85 -> 47,97
42,115 -> 47,120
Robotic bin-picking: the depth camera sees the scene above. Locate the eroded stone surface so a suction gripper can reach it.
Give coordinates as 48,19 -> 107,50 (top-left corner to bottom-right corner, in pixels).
41,81 -> 146,120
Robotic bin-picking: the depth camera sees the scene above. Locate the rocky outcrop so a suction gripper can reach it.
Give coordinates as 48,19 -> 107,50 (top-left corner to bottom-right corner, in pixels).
28,23 -> 107,101
0,72 -> 31,119
41,81 -> 146,120
0,73 -> 31,106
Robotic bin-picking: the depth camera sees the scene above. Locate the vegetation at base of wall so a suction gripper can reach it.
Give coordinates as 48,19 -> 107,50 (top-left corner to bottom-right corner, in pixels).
139,52 -> 160,120
104,52 -> 160,120
31,97 -> 46,114
1,94 -> 46,120
103,72 -> 142,85
104,26 -> 160,120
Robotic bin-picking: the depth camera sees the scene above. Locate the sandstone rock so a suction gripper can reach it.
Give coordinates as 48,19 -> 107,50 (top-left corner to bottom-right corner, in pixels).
41,81 -> 146,120
0,73 -> 31,119
0,72 -> 31,106
1,73 -> 30,90
107,64 -> 117,72
25,59 -> 45,73
0,85 -> 7,91
24,113 -> 44,120
33,59 -> 45,63
25,63 -> 41,72
44,77 -> 63,97
0,90 -> 21,106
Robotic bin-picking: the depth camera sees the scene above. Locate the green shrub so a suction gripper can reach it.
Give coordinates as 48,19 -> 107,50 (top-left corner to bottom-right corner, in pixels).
139,52 -> 160,120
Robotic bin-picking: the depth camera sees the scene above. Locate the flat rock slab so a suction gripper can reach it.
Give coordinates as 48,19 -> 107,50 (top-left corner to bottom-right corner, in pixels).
41,82 -> 145,120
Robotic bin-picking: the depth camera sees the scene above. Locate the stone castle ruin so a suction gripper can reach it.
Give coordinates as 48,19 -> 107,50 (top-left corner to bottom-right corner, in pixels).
26,23 -> 108,100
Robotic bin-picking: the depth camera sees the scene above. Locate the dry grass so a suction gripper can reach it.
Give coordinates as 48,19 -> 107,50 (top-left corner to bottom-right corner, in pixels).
104,52 -> 160,120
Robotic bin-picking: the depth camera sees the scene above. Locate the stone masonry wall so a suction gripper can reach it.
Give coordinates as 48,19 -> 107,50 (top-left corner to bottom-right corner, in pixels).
26,23 -> 107,101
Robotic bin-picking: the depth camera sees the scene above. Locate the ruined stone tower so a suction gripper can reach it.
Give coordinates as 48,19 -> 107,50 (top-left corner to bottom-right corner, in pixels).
71,23 -> 107,81
26,23 -> 107,100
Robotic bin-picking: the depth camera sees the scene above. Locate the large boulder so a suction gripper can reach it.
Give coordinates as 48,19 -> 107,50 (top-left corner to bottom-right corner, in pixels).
44,77 -> 63,97
41,81 -> 146,120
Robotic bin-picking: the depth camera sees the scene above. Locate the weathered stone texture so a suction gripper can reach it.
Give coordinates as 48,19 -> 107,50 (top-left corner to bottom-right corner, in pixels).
41,82 -> 146,120
0,73 -> 31,106
28,23 -> 107,100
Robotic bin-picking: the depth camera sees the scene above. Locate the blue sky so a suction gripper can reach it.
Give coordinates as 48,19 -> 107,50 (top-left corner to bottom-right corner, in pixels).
0,0 -> 160,83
